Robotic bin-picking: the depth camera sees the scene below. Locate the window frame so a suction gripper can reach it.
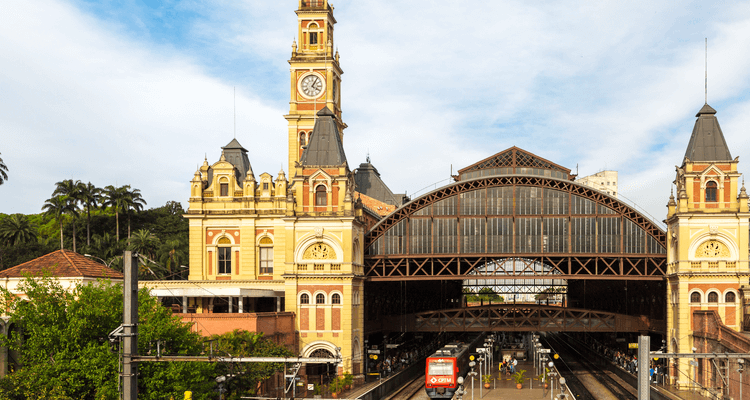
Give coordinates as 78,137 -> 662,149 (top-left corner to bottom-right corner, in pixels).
315,184 -> 327,206
300,293 -> 310,304
331,293 -> 341,304
705,181 -> 718,202
690,292 -> 701,303
315,293 -> 325,304
725,292 -> 736,303
707,291 -> 719,303
218,246 -> 232,274
259,246 -> 273,275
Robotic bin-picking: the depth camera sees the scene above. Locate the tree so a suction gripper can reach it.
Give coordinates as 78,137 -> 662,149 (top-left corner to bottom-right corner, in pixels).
0,275 -> 217,399
0,214 -> 38,246
0,153 -> 7,185
123,186 -> 147,240
102,185 -> 128,242
77,182 -> 101,247
41,195 -> 78,250
160,238 -> 187,280
210,330 -> 293,399
129,229 -> 159,262
52,179 -> 82,252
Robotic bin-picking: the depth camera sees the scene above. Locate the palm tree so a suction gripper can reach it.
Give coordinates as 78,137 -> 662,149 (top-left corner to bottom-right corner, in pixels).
123,186 -> 147,240
129,229 -> 159,260
90,232 -> 123,263
102,185 -> 128,242
159,238 -> 186,280
0,153 -> 7,185
53,179 -> 82,252
77,182 -> 101,246
0,214 -> 38,246
42,195 -> 78,250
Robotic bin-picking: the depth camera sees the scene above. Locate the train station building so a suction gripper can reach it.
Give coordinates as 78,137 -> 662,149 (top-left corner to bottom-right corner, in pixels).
141,0 -> 750,397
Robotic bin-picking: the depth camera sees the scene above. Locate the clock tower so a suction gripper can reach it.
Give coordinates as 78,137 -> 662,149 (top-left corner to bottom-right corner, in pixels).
665,103 -> 750,387
285,0 -> 345,175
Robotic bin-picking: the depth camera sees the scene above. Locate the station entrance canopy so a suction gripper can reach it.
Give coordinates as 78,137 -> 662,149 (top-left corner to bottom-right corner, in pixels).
363,147 -> 667,281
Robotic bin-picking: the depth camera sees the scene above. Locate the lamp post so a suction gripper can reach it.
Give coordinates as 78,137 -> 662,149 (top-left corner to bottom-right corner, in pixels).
84,254 -> 118,268
468,361 -> 477,400
559,377 -> 567,399
548,361 -> 556,400
456,376 -> 465,400
477,357 -> 484,399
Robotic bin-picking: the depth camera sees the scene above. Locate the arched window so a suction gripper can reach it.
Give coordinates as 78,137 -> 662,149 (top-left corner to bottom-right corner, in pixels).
708,292 -> 719,303
315,185 -> 327,206
220,178 -> 229,197
725,292 -> 736,303
690,292 -> 701,303
259,237 -> 273,275
316,293 -> 325,304
300,132 -> 306,147
332,293 -> 341,304
308,22 -> 319,45
705,181 -> 717,202
300,293 -> 309,304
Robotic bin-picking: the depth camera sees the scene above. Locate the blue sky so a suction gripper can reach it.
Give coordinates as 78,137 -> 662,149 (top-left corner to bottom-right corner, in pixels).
3,1 -> 750,227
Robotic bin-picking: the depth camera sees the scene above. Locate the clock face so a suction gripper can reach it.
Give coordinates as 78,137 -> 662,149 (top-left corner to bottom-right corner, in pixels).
300,74 -> 324,98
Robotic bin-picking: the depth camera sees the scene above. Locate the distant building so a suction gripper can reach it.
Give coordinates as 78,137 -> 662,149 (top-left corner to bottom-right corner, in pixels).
0,249 -> 123,296
0,250 -> 122,377
576,170 -> 618,198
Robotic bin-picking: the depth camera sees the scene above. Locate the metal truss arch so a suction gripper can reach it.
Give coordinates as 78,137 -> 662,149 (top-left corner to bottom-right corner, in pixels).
364,175 -> 667,279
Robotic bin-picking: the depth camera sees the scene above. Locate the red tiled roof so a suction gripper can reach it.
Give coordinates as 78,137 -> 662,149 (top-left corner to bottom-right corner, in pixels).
356,192 -> 397,216
0,250 -> 123,279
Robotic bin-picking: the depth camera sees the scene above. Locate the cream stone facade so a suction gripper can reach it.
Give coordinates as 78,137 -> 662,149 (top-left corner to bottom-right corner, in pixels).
143,0 -> 372,379
665,103 -> 750,387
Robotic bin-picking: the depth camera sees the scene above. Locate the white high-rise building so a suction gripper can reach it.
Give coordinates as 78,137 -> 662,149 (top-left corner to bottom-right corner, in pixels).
576,170 -> 618,198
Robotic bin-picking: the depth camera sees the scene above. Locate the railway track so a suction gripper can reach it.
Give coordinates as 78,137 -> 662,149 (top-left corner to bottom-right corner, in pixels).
544,334 -> 638,400
386,374 -> 426,400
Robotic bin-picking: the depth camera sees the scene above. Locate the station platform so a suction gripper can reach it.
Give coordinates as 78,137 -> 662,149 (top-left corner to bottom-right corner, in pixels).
459,359 -> 554,400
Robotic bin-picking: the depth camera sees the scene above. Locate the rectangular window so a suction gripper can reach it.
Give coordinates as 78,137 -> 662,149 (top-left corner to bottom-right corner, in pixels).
309,32 -> 318,45
263,182 -> 269,190
218,247 -> 231,274
220,183 -> 229,196
260,247 -> 273,274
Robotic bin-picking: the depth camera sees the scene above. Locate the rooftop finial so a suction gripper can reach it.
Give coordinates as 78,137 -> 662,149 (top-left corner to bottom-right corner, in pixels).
705,38 -> 708,104
366,151 -> 371,164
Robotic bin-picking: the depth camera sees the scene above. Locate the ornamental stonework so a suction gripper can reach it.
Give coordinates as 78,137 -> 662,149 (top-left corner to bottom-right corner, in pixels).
303,243 -> 336,260
695,240 -> 730,258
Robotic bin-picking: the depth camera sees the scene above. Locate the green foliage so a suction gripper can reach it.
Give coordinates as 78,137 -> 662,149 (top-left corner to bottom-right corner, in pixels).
0,275 -> 216,399
209,329 -> 294,399
482,374 -> 492,383
0,214 -> 37,246
464,287 -> 503,302
513,369 -> 526,385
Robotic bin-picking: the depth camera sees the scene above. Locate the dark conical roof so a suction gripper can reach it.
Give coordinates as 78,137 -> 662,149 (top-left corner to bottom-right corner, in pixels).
221,138 -> 253,183
683,103 -> 732,163
300,107 -> 348,166
355,159 -> 402,206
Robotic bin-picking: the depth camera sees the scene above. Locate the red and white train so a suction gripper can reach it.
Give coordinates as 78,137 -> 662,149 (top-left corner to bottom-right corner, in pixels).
424,334 -> 486,399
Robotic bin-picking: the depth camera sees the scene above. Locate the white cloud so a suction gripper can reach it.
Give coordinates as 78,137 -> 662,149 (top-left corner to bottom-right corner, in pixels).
0,0 -> 286,214
4,0 -> 750,225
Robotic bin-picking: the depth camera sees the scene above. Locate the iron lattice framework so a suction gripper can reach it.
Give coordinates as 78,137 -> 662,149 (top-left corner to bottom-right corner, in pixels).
364,175 -> 667,280
366,304 -> 664,333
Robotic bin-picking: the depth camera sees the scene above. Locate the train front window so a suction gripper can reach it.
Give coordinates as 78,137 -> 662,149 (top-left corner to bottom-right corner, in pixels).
428,361 -> 454,376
